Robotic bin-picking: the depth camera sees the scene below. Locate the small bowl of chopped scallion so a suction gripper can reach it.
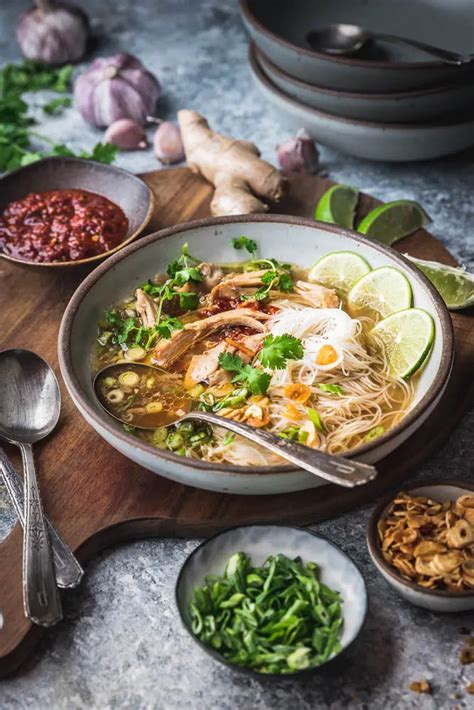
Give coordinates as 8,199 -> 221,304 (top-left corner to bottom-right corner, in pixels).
175,525 -> 368,677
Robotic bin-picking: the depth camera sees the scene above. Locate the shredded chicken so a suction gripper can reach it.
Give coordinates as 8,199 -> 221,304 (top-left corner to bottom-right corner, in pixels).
294,281 -> 339,308
152,308 -> 269,367
210,269 -> 268,300
185,341 -> 230,385
199,262 -> 224,291
135,288 -> 158,328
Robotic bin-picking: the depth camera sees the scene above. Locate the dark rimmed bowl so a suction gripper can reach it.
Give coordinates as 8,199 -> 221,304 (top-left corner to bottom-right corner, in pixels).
58,214 -> 454,496
367,481 -> 474,612
175,524 -> 368,679
240,0 -> 474,92
0,157 -> 154,269
249,45 -> 474,162
254,43 -> 474,123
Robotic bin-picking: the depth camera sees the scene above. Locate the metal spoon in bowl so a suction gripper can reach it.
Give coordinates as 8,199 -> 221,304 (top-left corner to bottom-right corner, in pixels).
94,362 -> 377,489
306,24 -> 472,65
0,349 -> 62,626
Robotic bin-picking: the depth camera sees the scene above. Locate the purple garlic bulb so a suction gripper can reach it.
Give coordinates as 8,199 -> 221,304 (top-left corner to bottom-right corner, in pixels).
74,53 -> 161,128
276,129 -> 320,174
16,0 -> 89,65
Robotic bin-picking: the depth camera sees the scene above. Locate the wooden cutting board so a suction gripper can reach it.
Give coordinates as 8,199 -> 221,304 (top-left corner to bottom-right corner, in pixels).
0,167 -> 473,676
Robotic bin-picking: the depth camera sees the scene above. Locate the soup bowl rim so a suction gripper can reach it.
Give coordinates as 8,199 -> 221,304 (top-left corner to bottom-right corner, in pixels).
58,213 -> 454,477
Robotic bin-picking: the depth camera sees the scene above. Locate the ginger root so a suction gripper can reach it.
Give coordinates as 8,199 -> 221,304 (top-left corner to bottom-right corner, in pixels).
177,109 -> 286,216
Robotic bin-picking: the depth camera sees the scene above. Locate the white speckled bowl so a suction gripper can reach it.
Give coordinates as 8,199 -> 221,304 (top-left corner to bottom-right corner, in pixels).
367,482 -> 474,612
249,48 -> 474,162
175,525 -> 368,677
58,215 -> 453,495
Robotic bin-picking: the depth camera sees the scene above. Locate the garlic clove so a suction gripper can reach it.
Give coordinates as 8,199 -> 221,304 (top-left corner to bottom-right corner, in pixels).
153,122 -> 185,165
276,129 -> 320,174
74,53 -> 161,128
16,0 -> 89,66
104,119 -> 148,151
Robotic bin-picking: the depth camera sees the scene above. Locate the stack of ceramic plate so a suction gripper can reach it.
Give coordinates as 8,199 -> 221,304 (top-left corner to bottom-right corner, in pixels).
240,0 -> 474,161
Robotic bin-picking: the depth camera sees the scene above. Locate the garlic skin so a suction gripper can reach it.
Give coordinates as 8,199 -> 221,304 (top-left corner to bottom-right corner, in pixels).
74,53 -> 161,128
276,129 -> 320,174
104,119 -> 147,151
16,0 -> 89,65
153,122 -> 184,164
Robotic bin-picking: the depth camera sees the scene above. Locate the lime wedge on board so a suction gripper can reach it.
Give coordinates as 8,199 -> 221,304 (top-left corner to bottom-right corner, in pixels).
308,251 -> 371,293
348,266 -> 413,319
406,255 -> 474,310
370,308 -> 435,379
358,200 -> 432,246
315,185 -> 359,229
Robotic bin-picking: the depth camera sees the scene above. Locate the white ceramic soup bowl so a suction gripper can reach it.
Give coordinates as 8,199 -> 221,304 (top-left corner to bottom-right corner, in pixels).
58,215 -> 453,496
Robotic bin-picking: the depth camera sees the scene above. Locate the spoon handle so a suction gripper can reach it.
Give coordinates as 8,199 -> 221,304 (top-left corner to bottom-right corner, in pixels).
181,411 -> 377,488
376,33 -> 471,65
20,442 -> 62,626
0,447 -> 83,589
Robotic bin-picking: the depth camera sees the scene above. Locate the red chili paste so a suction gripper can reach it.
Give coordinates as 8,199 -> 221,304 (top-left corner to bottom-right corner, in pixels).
0,189 -> 129,262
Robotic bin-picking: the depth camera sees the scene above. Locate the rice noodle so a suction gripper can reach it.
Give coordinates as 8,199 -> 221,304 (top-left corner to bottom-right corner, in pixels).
204,303 -> 414,464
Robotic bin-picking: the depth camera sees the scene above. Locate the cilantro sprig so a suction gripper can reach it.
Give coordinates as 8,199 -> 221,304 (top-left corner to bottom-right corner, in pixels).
218,352 -> 271,396
241,258 -> 294,302
257,334 -> 303,370
0,60 -> 117,172
232,236 -> 257,255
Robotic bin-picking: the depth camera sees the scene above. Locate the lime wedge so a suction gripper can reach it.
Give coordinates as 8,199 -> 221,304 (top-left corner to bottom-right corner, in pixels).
348,266 -> 413,319
370,308 -> 435,379
308,251 -> 371,293
358,200 -> 432,246
405,255 -> 474,310
315,184 -> 359,229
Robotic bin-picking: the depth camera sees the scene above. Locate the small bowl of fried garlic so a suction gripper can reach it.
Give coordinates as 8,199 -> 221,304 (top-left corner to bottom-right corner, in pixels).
367,482 -> 474,612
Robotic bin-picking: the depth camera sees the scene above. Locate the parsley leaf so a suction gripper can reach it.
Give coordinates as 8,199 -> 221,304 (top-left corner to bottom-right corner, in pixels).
257,334 -> 303,370
218,352 -> 271,395
318,383 -> 344,395
155,316 -> 184,339
178,291 -> 199,311
43,96 -> 71,115
232,236 -> 257,255
80,142 -> 118,165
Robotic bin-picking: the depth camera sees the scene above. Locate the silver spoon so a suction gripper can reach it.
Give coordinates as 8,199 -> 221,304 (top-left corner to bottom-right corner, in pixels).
306,24 -> 472,65
94,363 -> 377,488
0,349 -> 62,627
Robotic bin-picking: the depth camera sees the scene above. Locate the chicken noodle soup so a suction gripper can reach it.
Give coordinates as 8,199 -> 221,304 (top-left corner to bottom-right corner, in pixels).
94,240 -> 416,465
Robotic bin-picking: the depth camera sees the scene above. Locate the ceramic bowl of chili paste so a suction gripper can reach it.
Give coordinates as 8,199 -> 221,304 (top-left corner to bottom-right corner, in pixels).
0,157 -> 154,267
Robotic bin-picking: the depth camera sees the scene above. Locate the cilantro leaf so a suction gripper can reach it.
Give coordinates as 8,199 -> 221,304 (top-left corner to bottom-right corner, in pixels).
178,291 -> 199,311
257,334 -> 303,370
318,383 -> 344,395
43,96 -> 71,115
173,266 -> 203,286
232,236 -> 257,255
155,317 -> 184,339
80,142 -> 118,164
218,352 -> 271,395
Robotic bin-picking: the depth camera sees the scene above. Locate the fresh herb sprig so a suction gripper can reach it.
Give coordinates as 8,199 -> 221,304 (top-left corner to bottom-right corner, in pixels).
189,551 -> 344,674
0,60 -> 117,172
232,236 -> 257,255
258,334 -> 303,370
218,352 -> 271,396
143,242 -> 203,330
242,258 -> 294,302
